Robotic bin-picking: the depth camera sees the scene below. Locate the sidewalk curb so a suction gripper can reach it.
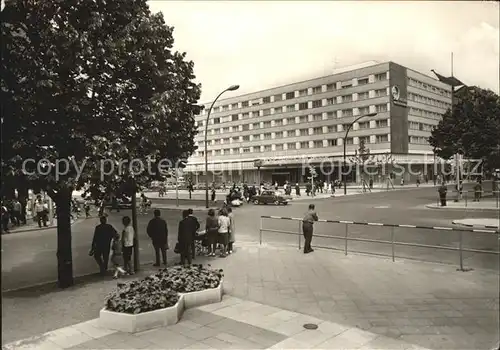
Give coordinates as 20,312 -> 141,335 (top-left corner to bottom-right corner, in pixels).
425,204 -> 499,212
452,220 -> 499,230
4,218 -> 83,234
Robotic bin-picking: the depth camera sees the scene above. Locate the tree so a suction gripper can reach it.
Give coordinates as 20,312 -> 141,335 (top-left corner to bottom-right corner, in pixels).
1,0 -> 201,288
429,86 -> 500,172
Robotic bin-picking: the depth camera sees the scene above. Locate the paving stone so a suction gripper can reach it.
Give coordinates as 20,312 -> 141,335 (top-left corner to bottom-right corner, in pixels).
315,327 -> 378,349
181,326 -> 221,341
182,309 -> 224,326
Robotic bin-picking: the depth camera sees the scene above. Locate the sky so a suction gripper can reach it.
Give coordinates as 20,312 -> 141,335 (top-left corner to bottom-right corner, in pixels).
147,0 -> 500,103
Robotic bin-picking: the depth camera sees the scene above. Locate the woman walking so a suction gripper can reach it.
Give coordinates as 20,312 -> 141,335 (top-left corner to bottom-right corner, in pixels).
302,204 -> 318,254
217,208 -> 230,258
227,207 -> 235,254
205,209 -> 219,256
121,216 -> 135,275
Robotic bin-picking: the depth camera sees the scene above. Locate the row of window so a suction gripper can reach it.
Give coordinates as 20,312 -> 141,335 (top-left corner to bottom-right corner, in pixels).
409,107 -> 443,120
200,119 -> 389,145
201,73 -> 388,114
203,120 -> 390,144
409,136 -> 430,144
408,92 -> 450,110
199,89 -> 389,126
198,134 -> 391,156
409,121 -> 435,132
408,77 -> 451,98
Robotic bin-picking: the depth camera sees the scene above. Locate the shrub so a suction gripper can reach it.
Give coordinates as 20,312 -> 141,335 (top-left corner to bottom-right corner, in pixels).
154,265 -> 223,293
105,279 -> 179,314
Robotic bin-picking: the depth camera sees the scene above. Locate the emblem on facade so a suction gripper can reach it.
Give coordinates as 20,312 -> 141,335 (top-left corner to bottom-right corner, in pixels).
391,85 -> 400,101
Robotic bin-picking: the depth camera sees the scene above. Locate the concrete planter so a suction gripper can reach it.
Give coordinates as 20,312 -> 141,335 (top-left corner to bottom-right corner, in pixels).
99,294 -> 184,333
99,278 -> 223,333
182,278 -> 223,309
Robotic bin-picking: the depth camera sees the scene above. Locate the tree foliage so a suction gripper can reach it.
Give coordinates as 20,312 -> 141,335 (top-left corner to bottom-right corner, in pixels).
1,0 -> 201,287
429,86 -> 500,171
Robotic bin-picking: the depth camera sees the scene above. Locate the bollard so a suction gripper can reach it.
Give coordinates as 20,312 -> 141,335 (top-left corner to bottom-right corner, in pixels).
298,220 -> 302,250
259,217 -> 263,245
391,226 -> 395,262
344,223 -> 348,255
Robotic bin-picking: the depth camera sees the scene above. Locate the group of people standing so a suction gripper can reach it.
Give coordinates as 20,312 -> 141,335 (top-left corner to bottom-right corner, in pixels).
89,205 -> 237,278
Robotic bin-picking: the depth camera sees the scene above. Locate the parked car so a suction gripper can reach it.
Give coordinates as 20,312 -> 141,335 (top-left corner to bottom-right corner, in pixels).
103,196 -> 133,209
252,190 -> 289,205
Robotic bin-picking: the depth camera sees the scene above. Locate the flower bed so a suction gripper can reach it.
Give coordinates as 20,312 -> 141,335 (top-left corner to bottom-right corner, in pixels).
99,265 -> 223,333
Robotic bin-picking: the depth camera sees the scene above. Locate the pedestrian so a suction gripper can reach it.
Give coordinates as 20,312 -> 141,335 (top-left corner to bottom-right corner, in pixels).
84,199 -> 91,218
111,195 -> 120,212
205,209 -> 219,257
438,183 -> 447,207
416,177 -> 421,187
121,216 -> 135,274
274,182 -> 278,191
12,199 -> 22,226
302,204 -> 318,254
110,232 -> 126,279
217,208 -> 230,258
331,183 -> 336,196
295,183 -> 301,196
474,181 -> 482,202
177,210 -> 194,266
34,198 -> 47,228
146,209 -> 169,267
227,207 -> 235,254
187,208 -> 200,260
90,215 -> 117,275
211,188 -> 216,202
369,178 -> 374,189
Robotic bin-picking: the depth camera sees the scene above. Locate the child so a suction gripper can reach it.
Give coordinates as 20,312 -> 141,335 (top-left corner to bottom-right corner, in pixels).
110,233 -> 126,279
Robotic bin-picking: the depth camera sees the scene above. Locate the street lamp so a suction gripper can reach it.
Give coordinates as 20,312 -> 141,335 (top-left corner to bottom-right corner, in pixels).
205,85 -> 240,208
343,112 -> 377,195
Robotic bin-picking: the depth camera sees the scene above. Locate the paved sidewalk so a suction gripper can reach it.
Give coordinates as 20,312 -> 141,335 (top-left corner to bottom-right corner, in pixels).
3,218 -> 80,234
426,198 -> 499,212
452,218 -> 499,229
3,242 -> 498,349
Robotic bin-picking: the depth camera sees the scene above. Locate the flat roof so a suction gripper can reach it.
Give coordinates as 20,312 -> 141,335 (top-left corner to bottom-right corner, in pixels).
199,60 -> 452,106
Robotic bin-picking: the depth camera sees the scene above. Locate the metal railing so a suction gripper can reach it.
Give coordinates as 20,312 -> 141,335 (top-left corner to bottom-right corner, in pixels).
259,216 -> 499,271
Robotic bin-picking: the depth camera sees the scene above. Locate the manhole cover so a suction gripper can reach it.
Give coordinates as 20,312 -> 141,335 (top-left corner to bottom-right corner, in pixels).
303,323 -> 318,330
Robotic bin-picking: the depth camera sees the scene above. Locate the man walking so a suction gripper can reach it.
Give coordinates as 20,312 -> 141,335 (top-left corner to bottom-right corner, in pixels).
186,208 -> 200,260
34,198 -> 47,228
302,204 -> 318,254
90,216 -> 117,275
147,209 -> 169,266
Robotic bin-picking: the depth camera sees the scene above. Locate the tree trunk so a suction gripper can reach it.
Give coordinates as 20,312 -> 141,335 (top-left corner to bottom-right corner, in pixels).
55,187 -> 74,288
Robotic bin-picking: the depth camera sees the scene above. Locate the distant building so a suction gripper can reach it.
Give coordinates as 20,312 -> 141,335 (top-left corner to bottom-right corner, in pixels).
185,61 -> 452,185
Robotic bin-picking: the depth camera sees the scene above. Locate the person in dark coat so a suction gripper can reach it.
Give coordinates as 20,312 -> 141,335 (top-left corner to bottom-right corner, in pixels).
177,210 -> 197,265
186,208 -> 200,260
147,209 -> 169,266
90,216 -> 118,275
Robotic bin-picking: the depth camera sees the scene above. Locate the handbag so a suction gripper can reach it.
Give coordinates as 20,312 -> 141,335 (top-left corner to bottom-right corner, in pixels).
174,242 -> 181,254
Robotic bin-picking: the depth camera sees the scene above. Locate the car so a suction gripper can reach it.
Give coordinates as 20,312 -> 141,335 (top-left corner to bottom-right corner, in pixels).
103,196 -> 134,209
252,190 -> 289,205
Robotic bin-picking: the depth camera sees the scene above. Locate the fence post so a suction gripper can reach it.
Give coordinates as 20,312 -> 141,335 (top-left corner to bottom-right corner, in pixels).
344,223 -> 348,255
298,220 -> 302,250
391,226 -> 395,262
458,230 -> 464,271
259,217 -> 263,245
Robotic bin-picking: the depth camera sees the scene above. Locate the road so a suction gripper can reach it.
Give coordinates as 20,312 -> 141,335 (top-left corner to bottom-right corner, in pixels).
2,185 -> 498,291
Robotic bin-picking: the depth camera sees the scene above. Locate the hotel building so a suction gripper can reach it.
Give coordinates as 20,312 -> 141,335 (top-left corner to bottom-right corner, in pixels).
185,61 -> 452,185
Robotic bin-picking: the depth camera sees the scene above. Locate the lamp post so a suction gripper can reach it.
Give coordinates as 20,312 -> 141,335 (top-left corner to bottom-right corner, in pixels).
343,112 -> 377,195
205,85 -> 240,208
